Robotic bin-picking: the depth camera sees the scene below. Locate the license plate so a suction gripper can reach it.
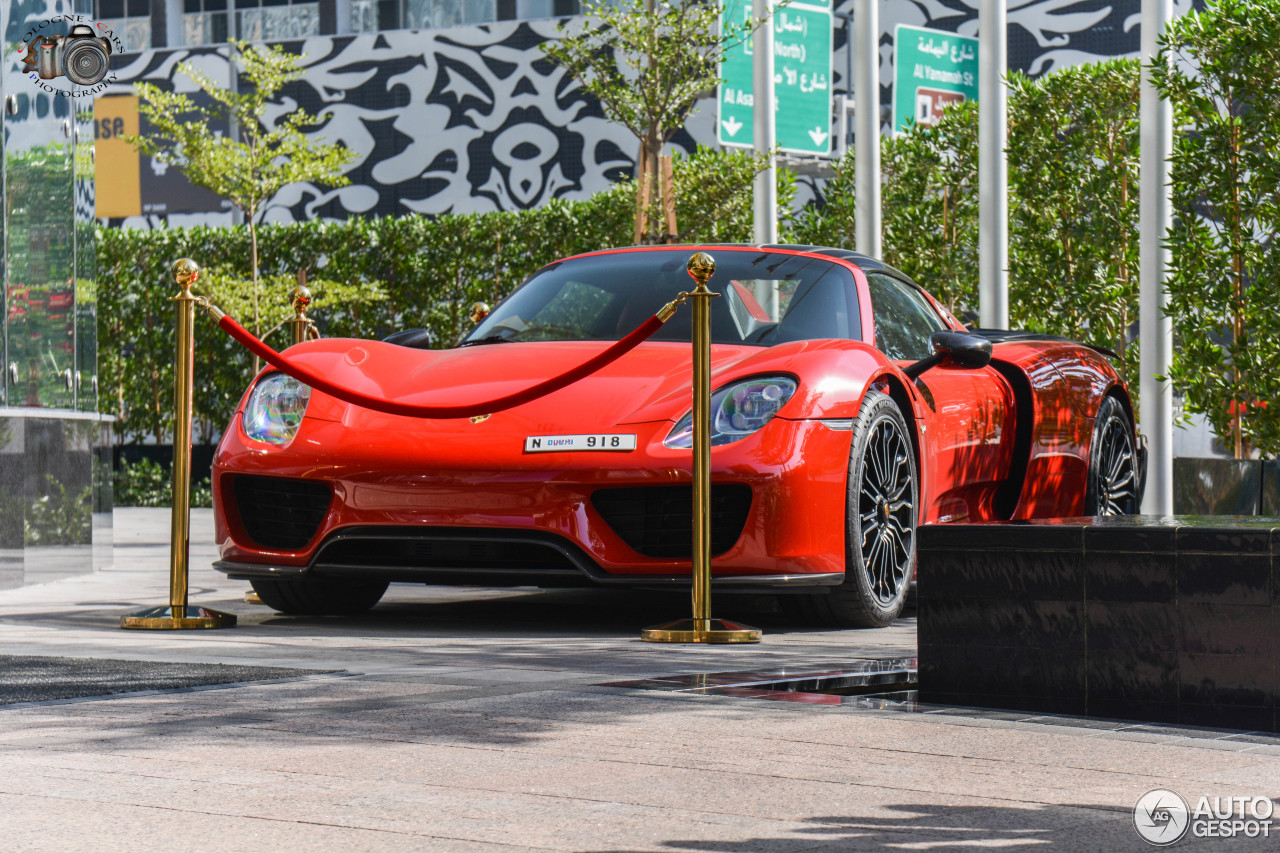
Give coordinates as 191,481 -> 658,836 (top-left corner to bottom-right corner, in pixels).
524,434 -> 637,452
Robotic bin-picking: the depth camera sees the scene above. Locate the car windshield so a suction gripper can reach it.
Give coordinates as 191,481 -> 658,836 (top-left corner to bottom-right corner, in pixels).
464,249 -> 861,347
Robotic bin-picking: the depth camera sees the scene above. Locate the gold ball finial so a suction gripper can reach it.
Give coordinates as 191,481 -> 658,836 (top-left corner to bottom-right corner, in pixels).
171,258 -> 200,289
470,301 -> 491,325
290,284 -> 312,316
686,252 -> 715,289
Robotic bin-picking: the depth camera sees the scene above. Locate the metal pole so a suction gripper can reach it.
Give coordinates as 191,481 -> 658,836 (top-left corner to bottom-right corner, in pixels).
978,0 -> 1008,329
854,0 -> 880,258
642,253 -> 760,644
1139,0 -> 1174,515
121,258 -> 236,630
837,95 -> 851,158
836,12 -> 854,156
752,0 -> 777,245
169,265 -> 195,613
690,258 -> 714,626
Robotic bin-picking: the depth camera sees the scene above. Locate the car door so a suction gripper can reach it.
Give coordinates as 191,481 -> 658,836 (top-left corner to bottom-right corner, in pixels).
863,272 -> 1015,523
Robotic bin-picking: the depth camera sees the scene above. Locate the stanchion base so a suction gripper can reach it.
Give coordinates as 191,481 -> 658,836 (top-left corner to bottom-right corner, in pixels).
244,591 -> 263,605
120,605 -> 237,630
640,618 -> 762,644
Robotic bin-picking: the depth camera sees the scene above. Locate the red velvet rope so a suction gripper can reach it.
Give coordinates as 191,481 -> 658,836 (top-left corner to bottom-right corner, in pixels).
216,313 -> 665,419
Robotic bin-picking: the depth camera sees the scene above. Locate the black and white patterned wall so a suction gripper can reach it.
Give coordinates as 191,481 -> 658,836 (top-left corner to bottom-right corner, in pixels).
96,0 -> 1195,228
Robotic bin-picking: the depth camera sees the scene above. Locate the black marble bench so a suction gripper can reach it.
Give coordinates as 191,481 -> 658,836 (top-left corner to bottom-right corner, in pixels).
917,516 -> 1278,732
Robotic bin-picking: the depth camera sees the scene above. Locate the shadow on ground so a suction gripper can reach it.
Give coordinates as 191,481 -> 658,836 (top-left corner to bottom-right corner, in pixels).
9,584 -> 918,641
597,803 -> 1135,852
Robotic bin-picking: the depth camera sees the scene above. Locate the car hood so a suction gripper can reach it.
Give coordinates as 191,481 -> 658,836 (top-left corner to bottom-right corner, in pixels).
279,337 -> 806,430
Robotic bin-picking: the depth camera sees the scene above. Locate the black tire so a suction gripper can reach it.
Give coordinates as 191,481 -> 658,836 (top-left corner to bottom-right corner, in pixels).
250,577 -> 389,615
1084,395 -> 1140,516
800,390 -> 918,628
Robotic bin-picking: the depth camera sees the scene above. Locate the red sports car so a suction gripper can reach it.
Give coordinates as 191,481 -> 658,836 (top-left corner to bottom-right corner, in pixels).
212,245 -> 1144,627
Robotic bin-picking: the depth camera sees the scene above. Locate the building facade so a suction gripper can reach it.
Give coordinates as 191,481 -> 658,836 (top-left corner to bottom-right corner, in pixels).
92,0 -> 1191,228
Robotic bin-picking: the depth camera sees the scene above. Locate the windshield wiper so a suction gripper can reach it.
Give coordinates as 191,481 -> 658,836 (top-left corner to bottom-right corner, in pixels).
459,334 -> 517,347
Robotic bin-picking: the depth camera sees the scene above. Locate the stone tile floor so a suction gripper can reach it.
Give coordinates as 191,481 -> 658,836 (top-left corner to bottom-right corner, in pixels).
0,509 -> 1274,851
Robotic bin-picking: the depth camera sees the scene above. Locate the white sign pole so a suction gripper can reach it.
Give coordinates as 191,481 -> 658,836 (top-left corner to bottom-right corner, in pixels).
977,0 -> 1008,329
752,0 -> 777,246
854,0 -> 881,258
1140,0 -> 1174,514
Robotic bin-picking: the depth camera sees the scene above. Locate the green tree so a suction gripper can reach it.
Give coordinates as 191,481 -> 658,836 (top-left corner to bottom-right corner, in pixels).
1155,0 -> 1280,458
127,40 -> 354,355
542,0 -> 763,243
791,101 -> 979,318
1007,59 -> 1141,379
882,101 -> 980,318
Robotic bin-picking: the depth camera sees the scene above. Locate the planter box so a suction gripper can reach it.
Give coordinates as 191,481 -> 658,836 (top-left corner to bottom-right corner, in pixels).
918,515 -> 1279,732
1265,461 -> 1280,517
1173,457 -> 1262,515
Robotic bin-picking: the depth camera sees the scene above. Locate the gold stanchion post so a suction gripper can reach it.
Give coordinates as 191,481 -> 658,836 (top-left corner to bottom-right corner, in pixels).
121,259 -> 237,630
285,284 -> 319,346
641,253 -> 761,644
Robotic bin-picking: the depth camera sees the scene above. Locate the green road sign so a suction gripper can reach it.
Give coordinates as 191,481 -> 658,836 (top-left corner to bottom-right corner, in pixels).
896,24 -> 972,133
718,0 -> 833,155
893,24 -> 978,133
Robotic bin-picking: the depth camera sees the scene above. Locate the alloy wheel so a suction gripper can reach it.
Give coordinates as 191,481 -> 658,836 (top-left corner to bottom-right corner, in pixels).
1094,414 -> 1137,515
857,418 -> 915,604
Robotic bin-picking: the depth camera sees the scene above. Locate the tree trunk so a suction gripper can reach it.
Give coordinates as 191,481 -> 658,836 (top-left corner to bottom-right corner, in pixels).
660,153 -> 677,240
635,136 -> 663,244
1117,155 -> 1130,372
633,145 -> 650,244
250,210 -> 261,375
1229,92 -> 1244,459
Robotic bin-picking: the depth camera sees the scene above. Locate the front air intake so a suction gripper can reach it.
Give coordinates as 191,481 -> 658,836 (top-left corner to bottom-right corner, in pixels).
232,475 -> 332,550
591,485 -> 753,558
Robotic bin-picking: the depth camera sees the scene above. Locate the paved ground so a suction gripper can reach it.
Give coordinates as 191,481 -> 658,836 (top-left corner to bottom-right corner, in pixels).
0,509 -> 1276,851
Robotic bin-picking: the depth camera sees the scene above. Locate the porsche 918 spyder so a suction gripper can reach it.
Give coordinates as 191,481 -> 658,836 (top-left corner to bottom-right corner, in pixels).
212,245 -> 1144,627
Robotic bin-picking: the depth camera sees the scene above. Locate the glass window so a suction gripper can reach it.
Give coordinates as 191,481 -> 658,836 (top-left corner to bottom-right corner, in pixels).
403,0 -> 497,29
350,0 -> 401,32
182,0 -> 317,45
465,250 -> 860,347
96,0 -> 152,52
865,272 -> 946,361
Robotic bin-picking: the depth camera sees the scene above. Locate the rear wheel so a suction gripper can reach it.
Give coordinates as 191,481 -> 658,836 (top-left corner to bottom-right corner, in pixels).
799,390 -> 918,628
1085,395 -> 1139,516
250,578 -> 389,615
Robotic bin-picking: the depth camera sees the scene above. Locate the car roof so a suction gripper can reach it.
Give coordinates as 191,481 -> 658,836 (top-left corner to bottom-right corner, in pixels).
564,243 -> 914,282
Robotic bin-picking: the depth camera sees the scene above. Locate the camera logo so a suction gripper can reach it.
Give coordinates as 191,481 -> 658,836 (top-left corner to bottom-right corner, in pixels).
24,24 -> 112,85
15,16 -> 121,96
1134,789 -> 1191,846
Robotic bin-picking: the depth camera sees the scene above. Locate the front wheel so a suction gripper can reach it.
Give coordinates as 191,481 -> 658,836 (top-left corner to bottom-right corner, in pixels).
800,390 -> 918,628
250,577 -> 389,616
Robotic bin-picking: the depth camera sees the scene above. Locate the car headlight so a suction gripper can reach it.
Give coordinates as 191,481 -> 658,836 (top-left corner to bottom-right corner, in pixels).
664,377 -> 797,448
242,373 -> 311,446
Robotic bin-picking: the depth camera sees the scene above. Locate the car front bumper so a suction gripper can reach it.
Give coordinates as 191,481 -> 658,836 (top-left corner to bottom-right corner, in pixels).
213,414 -> 854,587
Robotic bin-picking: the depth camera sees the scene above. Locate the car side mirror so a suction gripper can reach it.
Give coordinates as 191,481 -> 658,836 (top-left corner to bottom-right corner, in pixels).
383,328 -> 435,349
902,331 -> 993,379
933,330 -> 992,368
